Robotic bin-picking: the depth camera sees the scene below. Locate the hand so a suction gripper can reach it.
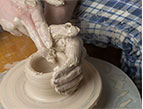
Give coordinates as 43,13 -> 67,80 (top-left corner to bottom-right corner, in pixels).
53,37 -> 86,95
0,0 -> 54,49
44,0 -> 78,25
39,22 -> 80,62
49,23 -> 87,95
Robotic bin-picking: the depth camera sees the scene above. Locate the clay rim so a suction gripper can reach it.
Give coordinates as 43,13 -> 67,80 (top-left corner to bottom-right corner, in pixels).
24,54 -> 54,78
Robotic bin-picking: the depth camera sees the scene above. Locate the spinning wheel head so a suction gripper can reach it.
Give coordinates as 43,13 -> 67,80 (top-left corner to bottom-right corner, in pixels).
0,54 -> 102,109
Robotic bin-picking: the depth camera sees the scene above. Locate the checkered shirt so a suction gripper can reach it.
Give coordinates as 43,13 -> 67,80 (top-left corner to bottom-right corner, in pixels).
72,0 -> 142,90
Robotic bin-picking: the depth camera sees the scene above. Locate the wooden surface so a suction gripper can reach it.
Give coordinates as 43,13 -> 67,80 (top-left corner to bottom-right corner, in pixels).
0,32 -> 37,73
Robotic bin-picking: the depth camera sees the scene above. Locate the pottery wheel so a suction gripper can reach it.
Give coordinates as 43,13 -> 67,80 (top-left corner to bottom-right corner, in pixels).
0,59 -> 102,109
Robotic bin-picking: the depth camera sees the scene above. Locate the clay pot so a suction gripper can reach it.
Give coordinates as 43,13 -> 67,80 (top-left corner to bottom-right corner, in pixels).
24,53 -> 59,102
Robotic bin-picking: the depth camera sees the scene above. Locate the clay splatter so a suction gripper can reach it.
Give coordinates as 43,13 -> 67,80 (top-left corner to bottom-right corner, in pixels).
4,61 -> 19,69
119,99 -> 132,108
120,90 -> 128,97
5,53 -> 11,57
110,75 -> 125,89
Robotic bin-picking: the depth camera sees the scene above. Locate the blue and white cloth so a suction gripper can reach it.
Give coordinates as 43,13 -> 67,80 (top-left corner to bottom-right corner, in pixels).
72,0 -> 142,90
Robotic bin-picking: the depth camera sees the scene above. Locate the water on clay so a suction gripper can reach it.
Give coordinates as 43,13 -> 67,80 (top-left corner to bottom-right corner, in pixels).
31,56 -> 57,73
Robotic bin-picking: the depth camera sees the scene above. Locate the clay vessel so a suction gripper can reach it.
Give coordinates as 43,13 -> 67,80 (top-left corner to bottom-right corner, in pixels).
24,53 -> 62,102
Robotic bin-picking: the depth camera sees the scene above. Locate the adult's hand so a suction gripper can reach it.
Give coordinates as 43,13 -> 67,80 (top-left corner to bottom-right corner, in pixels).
0,0 -> 55,49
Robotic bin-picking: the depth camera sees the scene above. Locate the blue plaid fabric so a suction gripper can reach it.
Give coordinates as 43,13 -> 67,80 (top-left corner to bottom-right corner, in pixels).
72,0 -> 142,90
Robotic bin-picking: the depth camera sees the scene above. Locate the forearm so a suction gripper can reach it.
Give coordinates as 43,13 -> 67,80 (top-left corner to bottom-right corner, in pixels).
44,0 -> 78,25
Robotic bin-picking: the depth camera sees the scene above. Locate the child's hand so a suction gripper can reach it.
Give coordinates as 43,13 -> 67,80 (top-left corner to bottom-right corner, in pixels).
52,37 -> 86,95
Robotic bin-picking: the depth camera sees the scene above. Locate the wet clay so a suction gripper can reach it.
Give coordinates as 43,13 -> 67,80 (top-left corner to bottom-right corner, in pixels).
0,57 -> 102,109
31,56 -> 56,73
0,23 -> 102,109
